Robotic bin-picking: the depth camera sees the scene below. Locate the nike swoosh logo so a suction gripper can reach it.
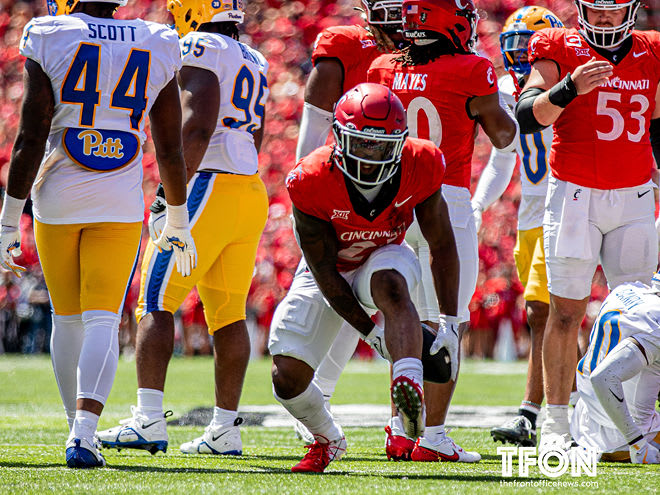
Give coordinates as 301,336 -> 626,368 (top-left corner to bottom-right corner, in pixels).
633,51 -> 647,58
212,431 -> 229,442
610,389 -> 624,403
638,190 -> 651,198
141,420 -> 161,429
439,450 -> 460,461
394,195 -> 413,208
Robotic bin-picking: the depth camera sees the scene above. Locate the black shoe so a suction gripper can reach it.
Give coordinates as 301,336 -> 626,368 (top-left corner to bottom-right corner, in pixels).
491,415 -> 536,447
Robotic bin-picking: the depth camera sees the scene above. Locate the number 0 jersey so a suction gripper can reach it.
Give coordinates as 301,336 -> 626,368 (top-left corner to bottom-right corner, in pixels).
180,31 -> 269,175
368,52 -> 498,189
500,74 -> 552,230
575,282 -> 660,438
19,13 -> 181,224
529,28 -> 660,190
286,138 -> 445,272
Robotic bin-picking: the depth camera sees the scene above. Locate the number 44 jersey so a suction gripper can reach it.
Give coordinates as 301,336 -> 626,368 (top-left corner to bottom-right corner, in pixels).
19,13 -> 182,224
529,28 -> 660,190
178,30 -> 268,175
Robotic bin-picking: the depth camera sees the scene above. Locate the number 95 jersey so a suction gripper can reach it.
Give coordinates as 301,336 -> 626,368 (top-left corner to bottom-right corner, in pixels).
529,28 -> 660,190
180,31 -> 269,175
19,13 -> 182,224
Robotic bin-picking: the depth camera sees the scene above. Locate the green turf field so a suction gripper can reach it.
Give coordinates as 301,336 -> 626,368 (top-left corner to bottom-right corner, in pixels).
0,355 -> 657,493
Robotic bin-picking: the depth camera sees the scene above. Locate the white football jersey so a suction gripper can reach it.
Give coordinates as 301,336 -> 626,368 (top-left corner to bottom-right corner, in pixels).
575,281 -> 660,445
19,13 -> 182,224
180,31 -> 269,175
499,74 -> 553,230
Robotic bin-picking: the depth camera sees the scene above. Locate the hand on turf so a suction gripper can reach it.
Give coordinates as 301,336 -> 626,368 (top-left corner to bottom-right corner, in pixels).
629,438 -> 660,464
430,315 -> 459,381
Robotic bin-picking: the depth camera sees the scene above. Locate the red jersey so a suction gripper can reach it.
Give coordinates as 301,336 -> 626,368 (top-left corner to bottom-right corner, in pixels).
368,52 -> 497,189
529,28 -> 660,189
287,138 -> 445,272
312,25 -> 382,94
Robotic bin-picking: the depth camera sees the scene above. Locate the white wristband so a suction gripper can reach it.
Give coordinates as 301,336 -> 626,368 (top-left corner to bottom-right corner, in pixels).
438,314 -> 459,326
0,193 -> 26,228
165,202 -> 189,229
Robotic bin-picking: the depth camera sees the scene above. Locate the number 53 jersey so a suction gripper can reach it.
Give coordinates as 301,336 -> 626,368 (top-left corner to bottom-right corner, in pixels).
529,28 -> 660,190
179,31 -> 268,175
19,13 -> 182,224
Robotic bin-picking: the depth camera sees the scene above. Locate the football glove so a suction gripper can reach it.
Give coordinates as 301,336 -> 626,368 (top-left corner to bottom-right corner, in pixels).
364,324 -> 392,362
153,202 -> 197,278
0,225 -> 25,278
430,315 -> 459,381
629,438 -> 660,464
148,184 -> 167,242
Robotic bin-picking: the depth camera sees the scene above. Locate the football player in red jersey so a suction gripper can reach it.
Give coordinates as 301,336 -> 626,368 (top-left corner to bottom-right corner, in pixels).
296,0 -> 405,161
367,0 -> 518,462
515,0 -> 660,455
292,0 -> 407,445
269,83 -> 460,473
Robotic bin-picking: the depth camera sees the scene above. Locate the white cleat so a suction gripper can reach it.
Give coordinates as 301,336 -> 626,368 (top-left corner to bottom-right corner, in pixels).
180,418 -> 243,455
96,406 -> 170,455
66,437 -> 106,468
293,419 -> 315,445
539,431 -> 573,456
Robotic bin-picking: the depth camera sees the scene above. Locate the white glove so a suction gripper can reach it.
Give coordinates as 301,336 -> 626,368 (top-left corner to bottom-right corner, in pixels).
629,438 -> 660,464
364,324 -> 392,362
154,202 -> 197,278
0,225 -> 25,278
148,195 -> 167,242
430,314 -> 459,381
472,203 -> 483,233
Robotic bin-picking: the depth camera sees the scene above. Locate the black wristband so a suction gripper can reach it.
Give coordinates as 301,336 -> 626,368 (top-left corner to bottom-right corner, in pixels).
628,434 -> 644,446
548,72 -> 578,108
155,183 -> 165,199
515,87 -> 547,134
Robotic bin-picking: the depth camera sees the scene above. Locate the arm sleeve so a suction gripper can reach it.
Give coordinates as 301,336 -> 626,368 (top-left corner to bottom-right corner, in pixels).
472,147 -> 517,212
296,102 -> 333,161
590,338 -> 648,444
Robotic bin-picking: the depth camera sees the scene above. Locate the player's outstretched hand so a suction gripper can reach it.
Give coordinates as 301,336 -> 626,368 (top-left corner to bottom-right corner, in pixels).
153,202 -> 197,278
629,438 -> 660,464
0,226 -> 26,278
571,57 -> 613,96
430,315 -> 459,381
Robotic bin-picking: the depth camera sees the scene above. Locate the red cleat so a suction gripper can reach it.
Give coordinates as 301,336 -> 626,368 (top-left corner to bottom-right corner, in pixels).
384,426 -> 415,461
390,375 -> 425,439
411,436 -> 481,463
291,436 -> 346,473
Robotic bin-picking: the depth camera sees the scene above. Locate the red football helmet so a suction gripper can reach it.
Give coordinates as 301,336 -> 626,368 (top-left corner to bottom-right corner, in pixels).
402,0 -> 479,52
332,83 -> 408,186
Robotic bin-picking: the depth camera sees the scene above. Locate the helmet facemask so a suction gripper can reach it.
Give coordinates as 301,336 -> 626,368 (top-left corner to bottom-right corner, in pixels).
363,0 -> 404,26
332,122 -> 407,187
575,0 -> 640,49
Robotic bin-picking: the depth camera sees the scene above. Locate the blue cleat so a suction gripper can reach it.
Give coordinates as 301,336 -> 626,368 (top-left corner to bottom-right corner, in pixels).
66,438 -> 106,468
96,406 -> 170,455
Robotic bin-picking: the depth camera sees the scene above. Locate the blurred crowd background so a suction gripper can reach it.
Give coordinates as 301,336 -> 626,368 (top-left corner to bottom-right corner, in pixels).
0,0 -> 657,359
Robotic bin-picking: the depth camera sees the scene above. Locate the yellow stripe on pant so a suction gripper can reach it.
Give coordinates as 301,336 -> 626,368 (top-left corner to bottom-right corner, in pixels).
34,220 -> 142,315
513,226 -> 550,304
137,172 -> 268,333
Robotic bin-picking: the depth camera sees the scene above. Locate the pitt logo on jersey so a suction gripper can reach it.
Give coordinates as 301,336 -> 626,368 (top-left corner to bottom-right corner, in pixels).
392,73 -> 428,91
63,128 -> 140,172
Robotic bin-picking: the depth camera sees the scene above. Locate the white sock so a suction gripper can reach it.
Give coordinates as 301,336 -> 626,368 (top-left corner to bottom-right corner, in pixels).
274,382 -> 343,444
50,314 -> 85,430
314,323 -> 360,400
77,310 -> 120,406
69,409 -> 99,444
392,357 -> 423,386
137,388 -> 164,419
544,404 -> 570,433
424,425 -> 446,444
211,407 -> 237,428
